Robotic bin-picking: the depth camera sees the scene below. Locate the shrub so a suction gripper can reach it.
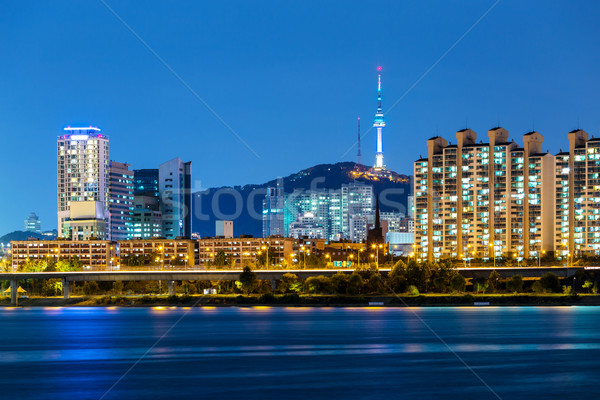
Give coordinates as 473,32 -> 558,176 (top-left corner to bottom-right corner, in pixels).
540,273 -> 561,293
167,295 -> 179,304
562,285 -> 573,295
450,274 -> 466,292
304,276 -> 333,294
347,273 -> 363,296
506,275 -> 524,293
83,281 -> 100,295
259,293 -> 276,303
531,281 -> 544,294
408,285 -> 420,296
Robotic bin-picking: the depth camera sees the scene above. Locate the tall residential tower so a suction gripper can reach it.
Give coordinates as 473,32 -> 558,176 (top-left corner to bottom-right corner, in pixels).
57,127 -> 109,237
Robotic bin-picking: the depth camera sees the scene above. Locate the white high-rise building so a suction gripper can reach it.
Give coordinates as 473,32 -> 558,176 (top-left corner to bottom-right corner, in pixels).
57,127 -> 109,237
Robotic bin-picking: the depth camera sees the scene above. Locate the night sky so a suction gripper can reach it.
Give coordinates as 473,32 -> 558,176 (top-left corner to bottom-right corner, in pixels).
1,0 -> 599,233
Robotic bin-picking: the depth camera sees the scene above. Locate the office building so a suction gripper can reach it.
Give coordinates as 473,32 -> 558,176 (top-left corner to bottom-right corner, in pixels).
134,169 -> 160,198
414,127 -> 554,261
57,126 -> 109,237
159,158 -> 192,238
108,161 -> 134,240
24,213 -> 41,234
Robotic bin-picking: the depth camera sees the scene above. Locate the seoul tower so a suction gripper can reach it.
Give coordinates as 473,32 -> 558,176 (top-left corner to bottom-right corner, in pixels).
373,66 -> 386,170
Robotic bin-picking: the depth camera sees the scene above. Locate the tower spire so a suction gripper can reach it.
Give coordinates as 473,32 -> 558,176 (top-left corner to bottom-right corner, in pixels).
357,117 -> 362,166
373,66 -> 386,170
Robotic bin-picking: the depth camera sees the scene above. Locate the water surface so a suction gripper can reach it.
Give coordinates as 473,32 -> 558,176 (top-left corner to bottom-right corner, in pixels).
1,306 -> 599,399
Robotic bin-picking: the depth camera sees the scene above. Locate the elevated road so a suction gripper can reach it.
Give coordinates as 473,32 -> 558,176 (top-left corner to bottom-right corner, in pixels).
0,266 -> 587,305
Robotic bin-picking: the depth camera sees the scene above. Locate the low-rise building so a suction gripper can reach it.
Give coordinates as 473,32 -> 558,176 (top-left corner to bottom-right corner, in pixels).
11,240 -> 116,270
197,237 -> 294,267
118,239 -> 195,267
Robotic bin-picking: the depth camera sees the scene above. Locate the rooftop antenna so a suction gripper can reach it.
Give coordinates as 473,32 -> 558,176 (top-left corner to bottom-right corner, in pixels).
357,117 -> 362,166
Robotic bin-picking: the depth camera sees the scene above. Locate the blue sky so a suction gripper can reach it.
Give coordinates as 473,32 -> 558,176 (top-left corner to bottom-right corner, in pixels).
1,0 -> 599,233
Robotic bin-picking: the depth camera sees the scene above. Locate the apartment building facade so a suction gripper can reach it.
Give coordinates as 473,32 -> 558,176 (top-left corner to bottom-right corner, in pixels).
414,127 -> 554,261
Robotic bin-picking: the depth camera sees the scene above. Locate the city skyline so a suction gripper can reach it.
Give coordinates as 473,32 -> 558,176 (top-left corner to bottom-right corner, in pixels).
2,1 -> 600,234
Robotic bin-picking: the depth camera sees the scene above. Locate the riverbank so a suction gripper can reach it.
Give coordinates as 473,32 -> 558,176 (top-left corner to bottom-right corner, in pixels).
3,293 -> 600,307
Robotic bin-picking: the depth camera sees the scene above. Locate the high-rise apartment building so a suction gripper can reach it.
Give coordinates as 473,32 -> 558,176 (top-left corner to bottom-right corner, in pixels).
158,158 -> 192,239
414,127 -> 554,261
555,130 -> 600,257
263,181 -> 374,241
108,161 -> 134,240
24,212 -> 41,234
57,127 -> 109,237
263,186 -> 286,237
342,181 -> 374,235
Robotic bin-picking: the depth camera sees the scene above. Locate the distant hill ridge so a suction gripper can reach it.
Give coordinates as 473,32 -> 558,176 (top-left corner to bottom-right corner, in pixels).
193,162 -> 412,238
0,230 -> 55,244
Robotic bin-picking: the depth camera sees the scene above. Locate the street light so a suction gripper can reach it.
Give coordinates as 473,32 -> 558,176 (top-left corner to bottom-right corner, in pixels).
538,250 -> 546,268
489,243 -> 496,268
261,244 -> 269,268
358,248 -> 363,268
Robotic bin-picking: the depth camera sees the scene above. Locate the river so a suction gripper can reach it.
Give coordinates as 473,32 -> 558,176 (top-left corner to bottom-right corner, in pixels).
1,306 -> 599,399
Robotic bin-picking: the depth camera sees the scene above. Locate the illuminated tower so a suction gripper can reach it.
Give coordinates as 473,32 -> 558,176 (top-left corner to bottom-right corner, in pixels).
57,126 -> 109,237
373,66 -> 386,169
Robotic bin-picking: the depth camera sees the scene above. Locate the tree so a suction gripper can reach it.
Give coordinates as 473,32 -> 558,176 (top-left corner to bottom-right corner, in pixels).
450,274 -> 466,292
487,270 -> 501,293
388,260 -> 408,293
473,277 -> 488,294
304,276 -> 333,294
113,281 -> 124,295
238,266 -> 258,294
406,261 -> 431,292
55,259 -> 82,272
83,281 -> 100,295
347,273 -> 363,295
506,275 -> 524,293
330,272 -> 349,295
213,251 -> 227,267
539,273 -> 561,293
20,259 -> 47,272
279,273 -> 300,293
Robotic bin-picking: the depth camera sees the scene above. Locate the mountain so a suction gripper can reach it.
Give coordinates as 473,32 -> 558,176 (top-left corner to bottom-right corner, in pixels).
0,230 -> 56,244
192,162 -> 412,238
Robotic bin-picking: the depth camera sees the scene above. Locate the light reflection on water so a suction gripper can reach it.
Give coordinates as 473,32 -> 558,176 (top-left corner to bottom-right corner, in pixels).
0,306 -> 599,400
